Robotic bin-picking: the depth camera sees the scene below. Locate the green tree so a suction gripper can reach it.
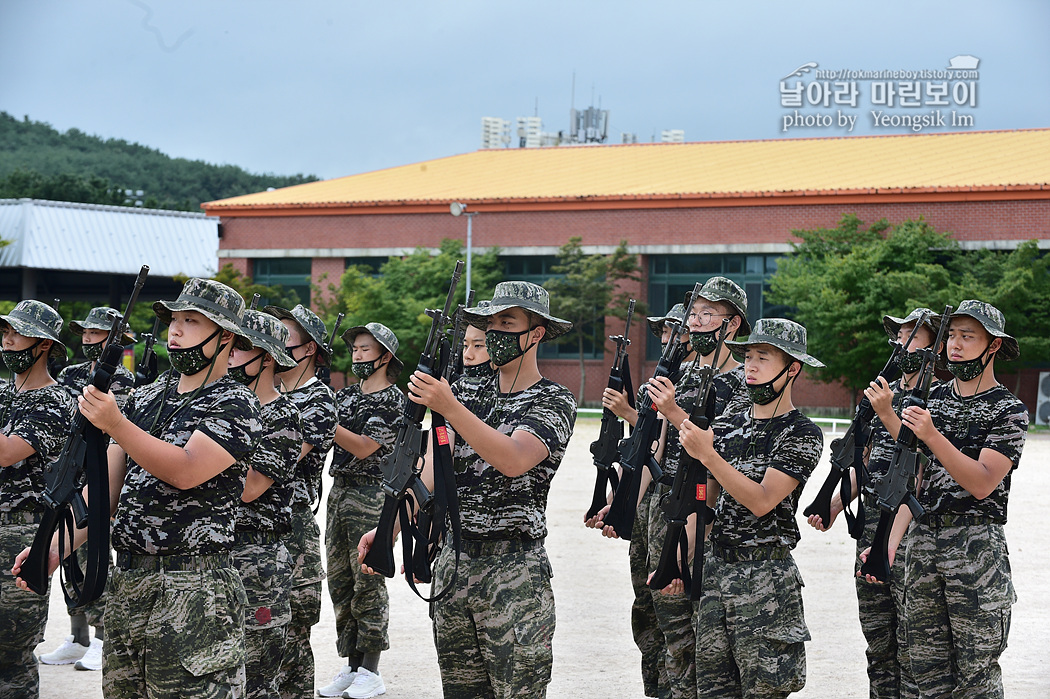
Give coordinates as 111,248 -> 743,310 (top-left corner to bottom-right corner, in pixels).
544,237 -> 643,402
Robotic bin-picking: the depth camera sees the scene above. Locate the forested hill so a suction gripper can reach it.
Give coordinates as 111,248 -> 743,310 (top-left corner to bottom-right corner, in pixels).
0,111 -> 318,211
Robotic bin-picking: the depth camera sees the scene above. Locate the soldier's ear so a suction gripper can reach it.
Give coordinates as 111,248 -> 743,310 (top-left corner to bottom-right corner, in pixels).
987,337 -> 1002,356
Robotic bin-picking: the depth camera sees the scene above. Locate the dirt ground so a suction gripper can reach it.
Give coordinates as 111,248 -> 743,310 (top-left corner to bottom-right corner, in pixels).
36,418 -> 1050,698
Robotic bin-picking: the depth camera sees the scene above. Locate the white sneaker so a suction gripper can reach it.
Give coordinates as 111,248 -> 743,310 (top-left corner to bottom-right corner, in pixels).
342,667 -> 385,699
74,637 -> 103,671
317,665 -> 357,697
39,635 -> 89,665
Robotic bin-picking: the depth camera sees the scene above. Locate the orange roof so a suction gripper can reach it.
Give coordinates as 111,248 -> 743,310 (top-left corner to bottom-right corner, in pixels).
205,130 -> 1050,216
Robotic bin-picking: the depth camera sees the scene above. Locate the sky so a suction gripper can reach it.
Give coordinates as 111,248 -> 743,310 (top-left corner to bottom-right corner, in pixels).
1,0 -> 1048,182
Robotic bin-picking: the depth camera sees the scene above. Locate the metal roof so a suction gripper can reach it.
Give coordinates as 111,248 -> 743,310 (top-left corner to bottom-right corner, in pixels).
0,199 -> 218,276
203,129 -> 1050,214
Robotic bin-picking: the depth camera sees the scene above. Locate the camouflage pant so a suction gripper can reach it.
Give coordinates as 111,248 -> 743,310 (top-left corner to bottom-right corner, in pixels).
432,541 -> 555,699
855,500 -> 915,699
232,540 -> 293,699
325,481 -> 389,657
631,487 -> 668,698
694,551 -> 809,698
646,485 -> 695,699
277,503 -> 325,699
903,520 -> 1014,699
103,561 -> 247,699
0,520 -> 49,699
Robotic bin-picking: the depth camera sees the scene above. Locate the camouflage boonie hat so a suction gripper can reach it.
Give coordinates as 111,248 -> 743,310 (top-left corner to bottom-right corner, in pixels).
263,304 -> 332,363
0,300 -> 67,359
646,303 -> 687,338
240,310 -> 296,370
342,322 -> 404,380
69,306 -> 136,346
882,307 -> 939,342
725,318 -> 825,367
464,281 -> 572,342
949,300 -> 1019,361
687,276 -> 751,336
153,278 -> 252,350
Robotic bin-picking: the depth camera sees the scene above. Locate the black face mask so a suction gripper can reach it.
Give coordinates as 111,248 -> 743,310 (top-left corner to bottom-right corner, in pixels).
747,362 -> 794,406
946,342 -> 994,382
689,329 -> 719,357
82,340 -> 105,362
168,327 -> 224,376
2,339 -> 44,375
485,327 -> 537,367
352,358 -> 382,380
229,351 -> 265,386
896,348 -> 925,375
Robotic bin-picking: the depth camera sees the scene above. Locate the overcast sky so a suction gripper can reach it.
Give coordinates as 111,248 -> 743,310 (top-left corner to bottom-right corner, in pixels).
1,1 -> 1047,181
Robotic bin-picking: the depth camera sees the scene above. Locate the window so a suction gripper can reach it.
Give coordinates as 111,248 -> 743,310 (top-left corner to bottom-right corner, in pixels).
345,256 -> 387,276
253,258 -> 312,306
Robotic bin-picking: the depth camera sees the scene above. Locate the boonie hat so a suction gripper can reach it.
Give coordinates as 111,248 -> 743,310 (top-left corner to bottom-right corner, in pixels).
342,322 -> 404,380
154,278 -> 252,350
882,307 -> 939,342
263,304 -> 332,363
725,318 -> 824,368
70,306 -> 136,346
646,303 -> 687,338
687,276 -> 751,336
0,300 -> 67,360
240,310 -> 297,370
463,281 -> 572,342
948,300 -> 1019,361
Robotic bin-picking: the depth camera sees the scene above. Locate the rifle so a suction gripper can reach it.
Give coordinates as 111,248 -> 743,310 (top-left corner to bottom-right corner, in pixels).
449,289 -> 475,383
585,299 -> 636,520
602,283 -> 701,540
648,318 -> 730,598
803,316 -> 928,539
47,298 -> 68,378
860,305 -> 952,583
135,317 -> 162,387
21,265 -> 150,607
363,261 -> 463,587
316,311 -> 347,386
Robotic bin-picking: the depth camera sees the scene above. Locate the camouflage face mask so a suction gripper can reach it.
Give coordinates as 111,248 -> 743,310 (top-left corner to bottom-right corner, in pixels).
229,351 -> 265,386
1,339 -> 43,375
485,327 -> 536,367
896,348 -> 924,375
689,329 -> 719,357
463,362 -> 496,379
352,358 -> 382,380
82,340 -> 105,362
168,327 -> 223,376
946,342 -> 993,382
747,361 -> 793,406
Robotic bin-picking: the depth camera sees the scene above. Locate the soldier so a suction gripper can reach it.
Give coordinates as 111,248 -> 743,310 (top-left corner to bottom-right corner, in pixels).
318,323 -> 405,699
229,309 -> 304,699
16,278 -> 263,697
459,304 -> 495,383
861,300 -> 1028,698
0,301 -> 76,699
39,307 -> 136,672
262,303 -> 337,699
679,318 -> 824,698
360,281 -> 577,698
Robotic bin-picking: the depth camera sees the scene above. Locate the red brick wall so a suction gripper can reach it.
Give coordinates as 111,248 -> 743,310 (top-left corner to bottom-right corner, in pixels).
311,258 -> 344,305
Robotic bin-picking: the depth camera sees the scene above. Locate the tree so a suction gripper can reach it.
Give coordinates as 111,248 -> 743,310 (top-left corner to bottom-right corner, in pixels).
544,237 -> 643,403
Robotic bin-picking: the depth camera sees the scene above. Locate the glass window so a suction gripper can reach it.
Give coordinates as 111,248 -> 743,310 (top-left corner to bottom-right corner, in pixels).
253,258 -> 311,306
345,256 -> 387,276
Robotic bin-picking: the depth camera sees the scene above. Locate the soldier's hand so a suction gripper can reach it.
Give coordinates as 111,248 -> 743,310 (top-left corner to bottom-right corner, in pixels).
12,544 -> 59,591
79,385 -> 124,434
407,371 -> 455,414
358,529 -> 380,575
864,376 -> 894,416
856,546 -> 893,585
647,376 -> 677,415
585,504 -> 611,529
647,571 -> 683,596
679,418 -> 715,462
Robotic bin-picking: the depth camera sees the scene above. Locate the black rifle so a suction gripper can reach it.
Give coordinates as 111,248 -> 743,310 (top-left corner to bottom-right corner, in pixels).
21,265 -> 150,607
47,298 -> 68,378
586,299 -> 636,520
648,318 -> 730,597
135,317 -> 161,387
364,261 -> 463,585
449,289 -> 475,383
803,317 -> 928,539
316,312 -> 347,386
860,305 -> 952,583
603,283 -> 701,540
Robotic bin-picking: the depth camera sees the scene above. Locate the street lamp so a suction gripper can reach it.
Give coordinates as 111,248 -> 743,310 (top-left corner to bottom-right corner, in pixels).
450,202 -> 478,293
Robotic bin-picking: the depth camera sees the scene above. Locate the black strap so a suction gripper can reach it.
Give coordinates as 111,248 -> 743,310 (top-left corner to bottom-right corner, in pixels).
58,422 -> 110,609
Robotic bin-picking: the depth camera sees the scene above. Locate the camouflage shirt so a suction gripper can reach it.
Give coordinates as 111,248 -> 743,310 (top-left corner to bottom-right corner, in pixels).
57,360 -> 135,411
281,378 -> 337,507
330,383 -> 405,480
918,381 -> 1028,521
236,394 -> 302,534
451,376 -> 577,540
710,409 -> 824,549
112,375 -> 262,555
0,384 -> 76,515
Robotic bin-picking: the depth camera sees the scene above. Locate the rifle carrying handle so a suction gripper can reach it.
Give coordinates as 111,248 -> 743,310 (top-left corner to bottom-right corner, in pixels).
363,495 -> 400,578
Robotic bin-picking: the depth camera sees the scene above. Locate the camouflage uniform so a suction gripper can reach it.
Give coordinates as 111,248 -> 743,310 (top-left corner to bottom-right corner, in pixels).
105,370 -> 262,698
433,375 -> 576,699
326,382 -> 404,659
631,486 -> 667,698
234,394 -> 302,699
904,375 -> 1027,698
276,378 -> 336,698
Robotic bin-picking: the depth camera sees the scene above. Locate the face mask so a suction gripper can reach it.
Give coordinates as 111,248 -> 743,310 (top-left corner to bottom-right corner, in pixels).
168,327 -> 223,376
463,362 -> 496,379
2,339 -> 43,375
689,330 -> 719,357
83,340 -> 104,362
485,327 -> 536,367
896,348 -> 924,374
946,342 -> 993,382
747,361 -> 793,406
229,352 -> 265,385
352,358 -> 382,380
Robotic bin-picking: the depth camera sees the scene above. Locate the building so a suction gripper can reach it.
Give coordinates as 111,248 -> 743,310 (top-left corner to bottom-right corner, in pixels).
205,129 -> 1050,411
